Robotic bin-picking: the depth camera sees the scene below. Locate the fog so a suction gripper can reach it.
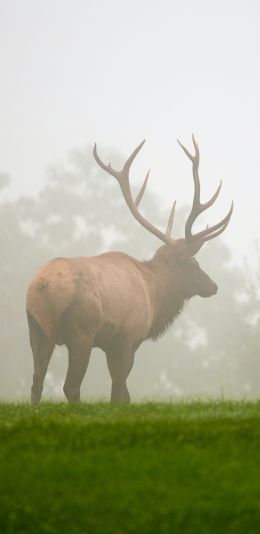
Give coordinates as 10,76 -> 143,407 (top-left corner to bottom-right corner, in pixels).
0,0 -> 259,401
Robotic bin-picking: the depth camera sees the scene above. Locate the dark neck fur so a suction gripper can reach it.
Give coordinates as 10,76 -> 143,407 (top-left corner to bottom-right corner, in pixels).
143,245 -> 187,341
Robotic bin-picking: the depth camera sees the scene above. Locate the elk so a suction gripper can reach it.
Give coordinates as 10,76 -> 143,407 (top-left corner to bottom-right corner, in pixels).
26,136 -> 233,404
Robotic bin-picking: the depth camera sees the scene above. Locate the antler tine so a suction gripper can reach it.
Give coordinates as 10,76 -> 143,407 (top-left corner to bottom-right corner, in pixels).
178,135 -> 199,162
202,208 -> 233,241
123,139 -> 146,174
191,201 -> 233,242
93,143 -> 120,179
93,140 -> 145,180
202,180 -> 222,211
93,141 -> 177,246
135,170 -> 150,207
166,201 -> 176,239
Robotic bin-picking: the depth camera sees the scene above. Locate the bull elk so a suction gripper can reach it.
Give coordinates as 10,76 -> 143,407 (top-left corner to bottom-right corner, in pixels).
26,136 -> 233,404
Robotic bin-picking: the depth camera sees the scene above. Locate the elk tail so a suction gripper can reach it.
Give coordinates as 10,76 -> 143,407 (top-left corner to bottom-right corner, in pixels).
26,302 -> 56,345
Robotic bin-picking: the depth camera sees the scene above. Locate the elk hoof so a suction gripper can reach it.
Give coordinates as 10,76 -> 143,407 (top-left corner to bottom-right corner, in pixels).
63,384 -> 80,403
31,392 -> 41,405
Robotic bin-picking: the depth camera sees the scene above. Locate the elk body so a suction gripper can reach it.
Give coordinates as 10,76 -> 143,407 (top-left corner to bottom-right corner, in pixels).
27,137 -> 233,404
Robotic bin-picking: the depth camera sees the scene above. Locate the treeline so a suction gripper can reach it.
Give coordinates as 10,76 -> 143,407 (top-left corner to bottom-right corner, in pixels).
0,145 -> 259,400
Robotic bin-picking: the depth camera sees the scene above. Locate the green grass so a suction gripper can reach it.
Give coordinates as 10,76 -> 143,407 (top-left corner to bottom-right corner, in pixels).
0,401 -> 259,533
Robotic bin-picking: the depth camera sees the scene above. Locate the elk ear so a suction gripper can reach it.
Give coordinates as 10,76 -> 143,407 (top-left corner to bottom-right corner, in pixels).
178,240 -> 204,259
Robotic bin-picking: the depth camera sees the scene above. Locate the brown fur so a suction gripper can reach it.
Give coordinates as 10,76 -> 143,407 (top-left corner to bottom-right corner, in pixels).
27,243 -> 217,404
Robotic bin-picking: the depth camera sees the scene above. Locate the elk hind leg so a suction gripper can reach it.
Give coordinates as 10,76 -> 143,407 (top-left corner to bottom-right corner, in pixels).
28,313 -> 55,405
63,334 -> 93,403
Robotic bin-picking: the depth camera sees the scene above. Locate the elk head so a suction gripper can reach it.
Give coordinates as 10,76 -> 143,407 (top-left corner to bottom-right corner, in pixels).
93,136 -> 233,300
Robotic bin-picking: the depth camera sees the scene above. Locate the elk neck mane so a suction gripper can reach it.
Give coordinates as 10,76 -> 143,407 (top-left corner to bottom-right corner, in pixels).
142,245 -> 187,341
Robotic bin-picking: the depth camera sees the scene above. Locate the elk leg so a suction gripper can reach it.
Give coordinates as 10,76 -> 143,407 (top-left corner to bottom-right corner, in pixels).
63,335 -> 93,403
28,315 -> 55,405
106,349 -> 135,403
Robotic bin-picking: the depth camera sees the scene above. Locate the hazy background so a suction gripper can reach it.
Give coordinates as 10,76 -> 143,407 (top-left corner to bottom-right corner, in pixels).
0,0 -> 259,400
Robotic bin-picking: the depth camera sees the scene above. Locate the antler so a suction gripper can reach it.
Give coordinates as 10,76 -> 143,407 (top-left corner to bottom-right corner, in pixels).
93,140 -> 177,245
93,137 -> 233,248
178,135 -> 233,243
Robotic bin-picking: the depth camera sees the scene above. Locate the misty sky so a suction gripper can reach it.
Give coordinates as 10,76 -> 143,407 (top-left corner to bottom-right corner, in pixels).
0,0 -> 259,264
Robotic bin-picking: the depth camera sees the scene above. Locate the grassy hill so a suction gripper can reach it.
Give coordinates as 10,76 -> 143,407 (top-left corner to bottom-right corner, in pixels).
0,401 -> 259,533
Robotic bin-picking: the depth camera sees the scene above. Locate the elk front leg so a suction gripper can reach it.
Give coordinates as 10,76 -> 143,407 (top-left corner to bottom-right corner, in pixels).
63,334 -> 93,403
106,348 -> 135,403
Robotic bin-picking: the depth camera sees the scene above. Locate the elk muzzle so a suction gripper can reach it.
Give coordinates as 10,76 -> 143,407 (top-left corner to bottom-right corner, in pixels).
198,277 -> 218,298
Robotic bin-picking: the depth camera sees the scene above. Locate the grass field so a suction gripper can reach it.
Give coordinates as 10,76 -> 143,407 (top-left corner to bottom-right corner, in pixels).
0,401 -> 259,533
